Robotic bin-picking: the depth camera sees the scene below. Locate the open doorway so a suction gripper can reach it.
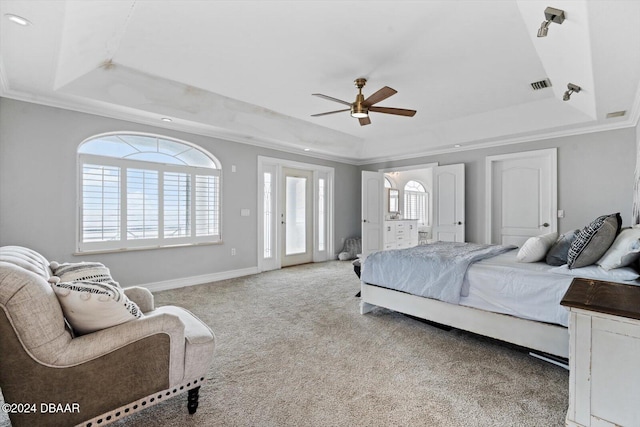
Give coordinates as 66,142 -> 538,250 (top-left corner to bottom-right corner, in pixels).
361,163 -> 465,256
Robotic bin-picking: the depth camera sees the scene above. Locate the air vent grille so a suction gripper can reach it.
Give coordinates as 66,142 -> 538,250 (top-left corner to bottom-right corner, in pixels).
606,111 -> 626,118
531,79 -> 552,90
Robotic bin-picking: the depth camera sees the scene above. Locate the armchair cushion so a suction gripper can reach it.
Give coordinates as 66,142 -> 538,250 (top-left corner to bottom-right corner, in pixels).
51,280 -> 143,335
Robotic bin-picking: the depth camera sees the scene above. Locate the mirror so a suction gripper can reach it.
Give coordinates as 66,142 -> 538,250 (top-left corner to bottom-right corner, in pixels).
388,188 -> 399,213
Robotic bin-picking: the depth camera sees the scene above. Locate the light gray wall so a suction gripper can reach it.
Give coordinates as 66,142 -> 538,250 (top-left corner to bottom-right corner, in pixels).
362,127 -> 638,244
0,98 -> 361,286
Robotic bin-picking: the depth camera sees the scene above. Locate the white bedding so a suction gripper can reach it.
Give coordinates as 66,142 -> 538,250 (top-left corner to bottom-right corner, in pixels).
459,251 -> 572,327
361,242 -> 515,304
362,245 -> 640,329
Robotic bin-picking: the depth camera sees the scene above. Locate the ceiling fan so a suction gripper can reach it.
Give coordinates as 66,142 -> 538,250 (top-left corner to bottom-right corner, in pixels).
311,78 -> 417,126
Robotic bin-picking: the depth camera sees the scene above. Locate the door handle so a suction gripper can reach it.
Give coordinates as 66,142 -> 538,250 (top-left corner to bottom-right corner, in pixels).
363,219 -> 367,223
456,221 -> 463,225
541,222 -> 550,227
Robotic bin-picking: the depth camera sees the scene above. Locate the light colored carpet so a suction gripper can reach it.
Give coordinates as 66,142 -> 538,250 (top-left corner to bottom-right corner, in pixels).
1,261 -> 568,426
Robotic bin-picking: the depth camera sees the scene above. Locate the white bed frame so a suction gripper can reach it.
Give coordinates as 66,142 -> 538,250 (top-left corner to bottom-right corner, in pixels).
360,282 -> 569,358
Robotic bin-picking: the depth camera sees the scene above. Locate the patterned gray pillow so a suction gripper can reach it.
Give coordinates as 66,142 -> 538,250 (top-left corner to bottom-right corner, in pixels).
546,229 -> 580,266
49,261 -> 120,287
567,213 -> 622,269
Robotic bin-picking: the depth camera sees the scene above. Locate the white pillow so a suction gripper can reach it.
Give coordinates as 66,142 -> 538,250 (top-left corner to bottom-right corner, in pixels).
597,228 -> 640,270
50,280 -> 143,335
550,264 -> 640,282
516,232 -> 558,263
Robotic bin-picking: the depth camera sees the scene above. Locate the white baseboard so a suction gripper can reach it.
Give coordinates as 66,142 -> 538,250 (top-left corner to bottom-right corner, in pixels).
140,266 -> 260,292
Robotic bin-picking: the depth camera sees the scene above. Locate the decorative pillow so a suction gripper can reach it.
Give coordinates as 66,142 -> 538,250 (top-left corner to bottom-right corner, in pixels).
567,213 -> 622,269
597,227 -> 640,270
550,264 -> 639,282
50,281 -> 143,335
49,261 -> 119,287
516,232 -> 558,263
546,229 -> 580,266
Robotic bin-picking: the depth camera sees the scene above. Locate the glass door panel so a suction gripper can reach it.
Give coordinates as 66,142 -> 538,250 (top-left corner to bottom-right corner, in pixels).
285,176 -> 307,255
282,168 -> 313,266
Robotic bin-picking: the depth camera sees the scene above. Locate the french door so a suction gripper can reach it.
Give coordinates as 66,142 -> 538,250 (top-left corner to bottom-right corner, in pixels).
257,156 -> 334,272
281,168 -> 313,267
361,164 -> 465,255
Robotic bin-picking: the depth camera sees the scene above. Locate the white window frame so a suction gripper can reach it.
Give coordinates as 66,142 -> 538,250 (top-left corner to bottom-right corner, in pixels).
404,180 -> 428,226
77,134 -> 222,253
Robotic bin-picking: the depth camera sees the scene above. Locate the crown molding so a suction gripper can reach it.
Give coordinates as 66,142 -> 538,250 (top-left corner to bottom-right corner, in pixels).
0,88 -> 363,166
1,83 -> 637,168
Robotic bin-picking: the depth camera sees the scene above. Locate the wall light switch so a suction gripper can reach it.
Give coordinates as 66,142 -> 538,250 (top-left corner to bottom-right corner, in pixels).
557,210 -> 565,218
231,165 -> 236,172
241,209 -> 250,217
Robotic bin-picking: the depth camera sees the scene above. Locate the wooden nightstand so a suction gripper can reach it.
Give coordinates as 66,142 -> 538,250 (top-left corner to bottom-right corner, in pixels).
560,277 -> 640,427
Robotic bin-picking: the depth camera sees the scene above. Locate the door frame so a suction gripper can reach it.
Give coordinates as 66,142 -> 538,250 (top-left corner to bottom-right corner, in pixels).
484,148 -> 557,244
361,163 -> 439,255
257,156 -> 334,272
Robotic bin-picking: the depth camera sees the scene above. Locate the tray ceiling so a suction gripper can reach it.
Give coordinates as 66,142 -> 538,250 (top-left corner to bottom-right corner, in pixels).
1,0 -> 639,164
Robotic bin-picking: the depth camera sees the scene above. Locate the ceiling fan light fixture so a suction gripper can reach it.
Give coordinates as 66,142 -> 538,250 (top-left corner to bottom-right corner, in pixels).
351,110 -> 368,118
311,78 -> 415,126
351,91 -> 368,118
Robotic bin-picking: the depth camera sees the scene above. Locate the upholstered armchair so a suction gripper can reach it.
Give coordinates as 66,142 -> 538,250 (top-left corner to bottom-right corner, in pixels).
0,246 -> 215,427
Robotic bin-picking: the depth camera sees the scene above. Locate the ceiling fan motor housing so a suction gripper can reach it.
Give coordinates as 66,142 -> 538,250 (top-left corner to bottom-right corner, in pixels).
351,93 -> 368,118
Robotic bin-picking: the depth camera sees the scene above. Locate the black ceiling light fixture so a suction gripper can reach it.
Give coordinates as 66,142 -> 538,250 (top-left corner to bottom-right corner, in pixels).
537,7 -> 565,37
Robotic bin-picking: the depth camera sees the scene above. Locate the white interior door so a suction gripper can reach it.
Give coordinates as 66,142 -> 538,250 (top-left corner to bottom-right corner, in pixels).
432,164 -> 465,242
487,149 -> 557,246
361,171 -> 383,256
281,168 -> 313,266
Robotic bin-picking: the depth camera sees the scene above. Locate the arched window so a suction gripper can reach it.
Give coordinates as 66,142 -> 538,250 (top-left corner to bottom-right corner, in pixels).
404,180 -> 428,226
384,176 -> 393,188
77,133 -> 221,252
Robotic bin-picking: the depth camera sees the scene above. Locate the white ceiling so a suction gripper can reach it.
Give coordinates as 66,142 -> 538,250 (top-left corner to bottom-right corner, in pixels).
1,0 -> 639,164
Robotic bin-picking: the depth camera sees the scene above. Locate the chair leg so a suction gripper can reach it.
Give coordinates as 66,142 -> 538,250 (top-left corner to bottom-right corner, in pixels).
187,386 -> 200,414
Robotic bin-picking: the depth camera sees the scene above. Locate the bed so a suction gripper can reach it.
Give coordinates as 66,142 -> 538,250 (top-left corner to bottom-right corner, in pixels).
359,213 -> 640,362
359,242 -> 581,359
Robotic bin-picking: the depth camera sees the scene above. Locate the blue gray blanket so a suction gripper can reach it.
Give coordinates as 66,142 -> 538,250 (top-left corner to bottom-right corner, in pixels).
361,242 -> 516,304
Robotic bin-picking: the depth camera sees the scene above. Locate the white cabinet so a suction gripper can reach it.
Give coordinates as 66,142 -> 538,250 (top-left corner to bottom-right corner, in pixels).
561,278 -> 640,427
383,220 -> 419,250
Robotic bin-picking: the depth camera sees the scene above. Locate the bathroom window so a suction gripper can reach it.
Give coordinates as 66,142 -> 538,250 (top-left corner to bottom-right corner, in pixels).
404,180 -> 428,226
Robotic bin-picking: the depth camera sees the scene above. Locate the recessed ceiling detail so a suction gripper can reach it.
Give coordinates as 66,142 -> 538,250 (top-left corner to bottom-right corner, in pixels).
1,0 -> 639,164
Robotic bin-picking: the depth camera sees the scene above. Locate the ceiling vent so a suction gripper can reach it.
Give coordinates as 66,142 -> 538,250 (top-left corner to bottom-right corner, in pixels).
606,111 -> 626,118
530,79 -> 552,90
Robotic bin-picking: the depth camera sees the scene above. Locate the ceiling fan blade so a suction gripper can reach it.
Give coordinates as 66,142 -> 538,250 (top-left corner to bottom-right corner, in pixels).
369,106 -> 417,117
363,86 -> 397,106
312,93 -> 352,106
359,116 -> 371,126
311,108 -> 350,117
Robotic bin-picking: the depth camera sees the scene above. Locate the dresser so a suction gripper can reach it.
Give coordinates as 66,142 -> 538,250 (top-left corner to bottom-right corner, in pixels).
560,278 -> 640,427
383,219 -> 419,250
